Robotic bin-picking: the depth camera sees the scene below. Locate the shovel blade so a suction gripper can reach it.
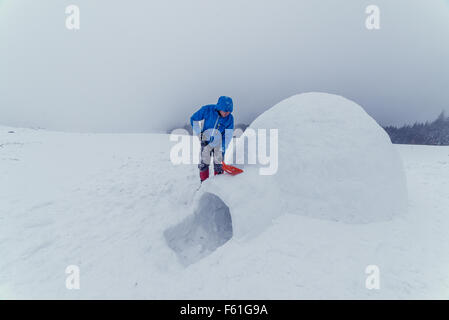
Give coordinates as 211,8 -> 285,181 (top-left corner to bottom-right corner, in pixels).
222,162 -> 244,176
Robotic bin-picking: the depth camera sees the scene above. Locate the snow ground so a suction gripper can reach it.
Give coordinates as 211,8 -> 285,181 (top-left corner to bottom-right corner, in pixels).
0,126 -> 448,299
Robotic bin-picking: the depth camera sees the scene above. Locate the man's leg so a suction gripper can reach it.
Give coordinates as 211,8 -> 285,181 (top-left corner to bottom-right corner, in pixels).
213,146 -> 224,175
199,140 -> 212,182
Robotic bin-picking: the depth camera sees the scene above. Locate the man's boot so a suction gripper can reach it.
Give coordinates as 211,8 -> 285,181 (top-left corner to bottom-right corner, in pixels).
200,169 -> 209,182
214,163 -> 223,176
199,163 -> 210,182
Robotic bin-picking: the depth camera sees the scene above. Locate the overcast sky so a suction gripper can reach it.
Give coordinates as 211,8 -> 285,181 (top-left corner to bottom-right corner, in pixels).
0,0 -> 448,132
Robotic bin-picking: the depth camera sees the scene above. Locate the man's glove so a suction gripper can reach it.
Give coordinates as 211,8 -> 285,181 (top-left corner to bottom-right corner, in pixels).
197,132 -> 208,147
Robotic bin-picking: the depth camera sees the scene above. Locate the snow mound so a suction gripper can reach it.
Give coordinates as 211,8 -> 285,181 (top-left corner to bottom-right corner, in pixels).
164,192 -> 233,266
246,92 -> 408,223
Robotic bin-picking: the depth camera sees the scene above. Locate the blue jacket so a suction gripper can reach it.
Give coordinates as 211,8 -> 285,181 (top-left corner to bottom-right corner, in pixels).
190,96 -> 234,155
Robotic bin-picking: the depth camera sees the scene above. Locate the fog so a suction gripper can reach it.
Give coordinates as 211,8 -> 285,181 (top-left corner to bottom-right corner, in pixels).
0,0 -> 448,132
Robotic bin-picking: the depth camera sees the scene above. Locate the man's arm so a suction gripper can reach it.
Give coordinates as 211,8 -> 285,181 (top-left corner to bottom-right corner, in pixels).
190,106 -> 207,136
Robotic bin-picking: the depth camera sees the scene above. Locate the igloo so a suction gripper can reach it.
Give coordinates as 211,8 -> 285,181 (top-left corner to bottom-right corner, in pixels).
202,92 -> 408,240
246,92 -> 408,224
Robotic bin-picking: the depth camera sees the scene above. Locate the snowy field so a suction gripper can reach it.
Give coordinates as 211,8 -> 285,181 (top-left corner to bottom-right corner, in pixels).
1,124 -> 448,299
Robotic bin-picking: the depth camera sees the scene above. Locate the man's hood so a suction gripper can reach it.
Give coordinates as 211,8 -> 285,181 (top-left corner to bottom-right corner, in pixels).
216,96 -> 233,113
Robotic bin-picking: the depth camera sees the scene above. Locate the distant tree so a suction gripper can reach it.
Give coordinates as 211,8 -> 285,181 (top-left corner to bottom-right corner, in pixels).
435,111 -> 446,124
383,111 -> 449,145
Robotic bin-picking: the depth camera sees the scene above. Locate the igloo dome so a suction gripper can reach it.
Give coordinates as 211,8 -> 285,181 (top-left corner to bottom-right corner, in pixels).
247,92 -> 408,223
203,92 -> 408,240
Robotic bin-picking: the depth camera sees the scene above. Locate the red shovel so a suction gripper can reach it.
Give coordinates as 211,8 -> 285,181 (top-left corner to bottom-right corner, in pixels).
222,162 -> 244,176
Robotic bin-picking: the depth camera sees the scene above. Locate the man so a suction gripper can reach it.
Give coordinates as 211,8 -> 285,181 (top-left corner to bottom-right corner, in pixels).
190,96 -> 234,182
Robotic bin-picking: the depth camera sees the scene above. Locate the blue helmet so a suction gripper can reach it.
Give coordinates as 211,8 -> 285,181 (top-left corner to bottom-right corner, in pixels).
216,96 -> 233,113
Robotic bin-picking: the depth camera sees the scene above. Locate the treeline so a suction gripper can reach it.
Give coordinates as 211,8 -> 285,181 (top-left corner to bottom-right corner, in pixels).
384,111 -> 449,145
